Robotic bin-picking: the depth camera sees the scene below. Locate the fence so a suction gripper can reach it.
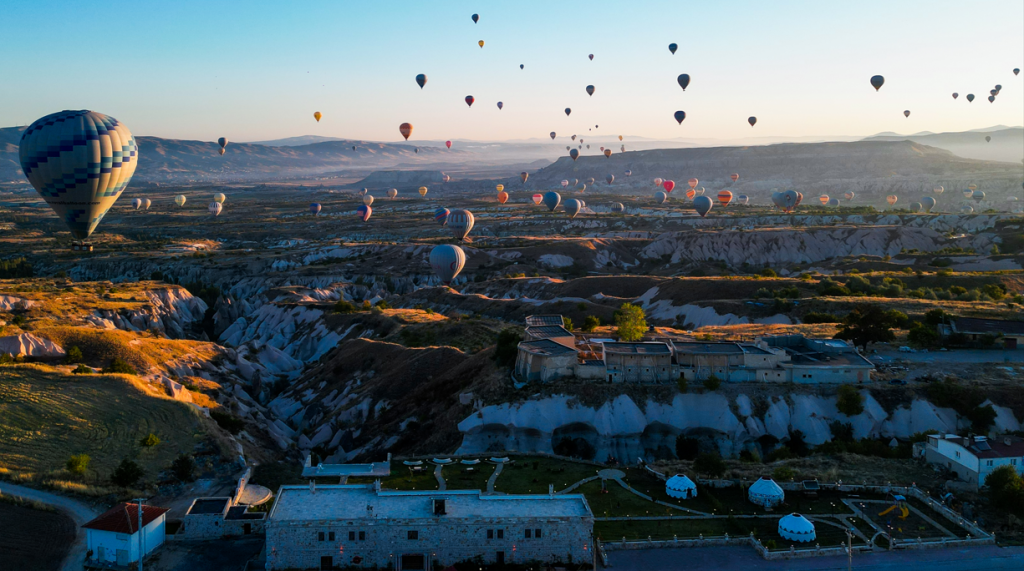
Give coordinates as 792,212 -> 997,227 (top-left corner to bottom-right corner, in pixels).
601,532 -> 874,561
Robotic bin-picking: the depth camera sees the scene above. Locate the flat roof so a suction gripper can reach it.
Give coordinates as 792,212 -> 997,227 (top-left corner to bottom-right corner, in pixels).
602,342 -> 671,355
188,498 -> 230,515
519,339 -> 577,356
525,315 -> 565,327
954,317 -> 1024,336
785,352 -> 874,368
269,485 -> 592,522
525,325 -> 574,339
672,342 -> 771,355
302,460 -> 391,478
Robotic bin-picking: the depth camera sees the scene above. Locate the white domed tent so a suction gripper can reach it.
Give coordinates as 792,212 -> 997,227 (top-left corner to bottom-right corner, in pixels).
778,513 -> 816,542
748,477 -> 785,508
665,474 -> 697,499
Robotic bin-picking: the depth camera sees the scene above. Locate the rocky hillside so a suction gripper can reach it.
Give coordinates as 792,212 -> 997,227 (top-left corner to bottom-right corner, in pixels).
865,127 -> 1024,164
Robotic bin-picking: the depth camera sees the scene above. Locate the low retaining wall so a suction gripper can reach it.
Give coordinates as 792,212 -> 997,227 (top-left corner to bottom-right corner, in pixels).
601,533 -> 874,561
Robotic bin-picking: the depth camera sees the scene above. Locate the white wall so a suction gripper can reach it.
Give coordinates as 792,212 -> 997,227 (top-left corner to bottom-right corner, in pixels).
87,515 -> 165,564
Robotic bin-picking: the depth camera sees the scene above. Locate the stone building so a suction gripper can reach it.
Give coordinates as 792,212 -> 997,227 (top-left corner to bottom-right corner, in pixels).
601,342 -> 676,383
179,497 -> 266,539
514,339 -> 578,383
265,483 -> 594,570
758,335 -> 874,384
672,341 -> 785,382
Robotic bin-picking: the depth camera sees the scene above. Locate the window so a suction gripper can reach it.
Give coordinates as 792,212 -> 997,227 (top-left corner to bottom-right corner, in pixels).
407,530 -> 419,540
535,528 -> 542,538
497,529 -> 504,539
359,531 -> 366,541
487,529 -> 494,539
318,531 -> 325,541
328,531 -> 335,541
986,460 -> 994,467
349,531 -> 355,541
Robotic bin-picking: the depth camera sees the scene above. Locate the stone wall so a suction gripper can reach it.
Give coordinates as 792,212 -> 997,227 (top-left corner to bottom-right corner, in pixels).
179,512 -> 226,540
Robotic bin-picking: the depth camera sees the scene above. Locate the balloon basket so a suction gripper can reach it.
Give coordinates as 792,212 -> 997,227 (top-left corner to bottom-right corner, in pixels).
71,242 -> 93,252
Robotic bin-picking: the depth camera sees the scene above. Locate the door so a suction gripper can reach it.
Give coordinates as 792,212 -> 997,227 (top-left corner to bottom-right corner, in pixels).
96,546 -> 105,562
496,551 -> 505,564
320,555 -> 333,570
116,549 -> 129,566
1006,338 -> 1018,349
401,554 -> 425,570
243,523 -> 252,535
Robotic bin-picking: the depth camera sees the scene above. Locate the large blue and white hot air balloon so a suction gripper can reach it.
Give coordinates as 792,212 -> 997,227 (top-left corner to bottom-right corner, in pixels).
429,244 -> 466,285
543,191 -> 561,212
19,110 -> 138,243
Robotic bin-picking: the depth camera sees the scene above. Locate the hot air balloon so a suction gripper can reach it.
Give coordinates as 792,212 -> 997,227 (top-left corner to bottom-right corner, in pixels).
388,188 -> 398,199
360,188 -> 368,196
663,180 -> 676,193
448,209 -> 474,241
414,74 -> 428,89
685,189 -> 696,200
828,198 -> 840,207
669,43 -> 678,54
434,207 -> 450,225
572,179 -> 578,186
624,170 -> 631,177
310,203 -> 322,215
496,101 -> 504,110
603,149 -> 612,158
588,54 -> 594,61
933,186 -> 944,195
818,195 -> 829,205
782,190 -> 799,211
968,183 -> 978,191
478,40 -> 484,48
142,198 -> 151,210
569,149 -> 579,161
564,198 -> 582,219
571,135 -> 576,141
844,192 -> 855,201
419,186 -> 428,197
497,191 -> 508,204
908,202 -> 923,213
961,205 -> 974,214
175,195 -> 186,207
922,196 -> 936,212
730,173 -> 739,183
442,174 -> 451,183
209,202 -> 222,216
961,189 -> 973,198
1015,68 -> 1021,76
586,85 -> 595,96
737,195 -> 749,205
444,140 -> 452,149
217,137 -> 228,153
532,194 -> 543,205
520,64 -> 524,70
610,203 -> 625,213
357,204 -> 371,221
654,178 -> 663,187
361,195 -> 373,207
904,110 -> 911,118
686,178 -> 697,189
618,135 -> 623,141
543,191 -> 561,211
870,75 -> 884,91
400,123 -> 413,140
565,108 -> 572,116
214,193 -> 226,204
972,190 -> 985,203
886,195 -> 898,206
952,93 -> 958,99
695,187 -> 705,196
578,184 -> 587,193
717,190 -> 733,207
748,116 -> 757,127
986,135 -> 991,143
586,144 -> 590,149
674,111 -> 686,124
988,95 -> 995,103
603,174 -> 613,185
655,191 -> 668,204
966,94 -> 975,102
465,95 -> 475,107
550,132 -> 556,140
472,13 -> 479,23
677,74 -> 690,91
132,198 -> 142,210
693,196 -> 713,217
430,244 -> 466,286
495,184 -> 505,193
560,180 -> 569,188
314,111 -> 322,122
520,172 -> 529,183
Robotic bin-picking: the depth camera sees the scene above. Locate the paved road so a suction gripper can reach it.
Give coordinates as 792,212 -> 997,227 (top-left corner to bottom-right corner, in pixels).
0,482 -> 100,571
605,545 -> 1024,571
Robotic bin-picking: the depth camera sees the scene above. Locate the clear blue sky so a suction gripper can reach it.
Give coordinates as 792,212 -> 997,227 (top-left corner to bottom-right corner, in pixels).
1,1 -> 1021,143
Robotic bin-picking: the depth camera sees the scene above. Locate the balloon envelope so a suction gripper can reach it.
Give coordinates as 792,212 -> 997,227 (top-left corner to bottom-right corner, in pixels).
209,202 -> 222,216
654,178 -> 663,186
586,85 -> 595,96
967,94 -> 974,102
564,198 -> 582,219
828,198 -> 840,207
611,202 -> 625,213
561,180 -> 568,188
870,75 -> 885,91
465,95 -> 475,107
565,108 -> 571,116
388,188 -> 398,198
737,195 -> 749,205
214,193 -> 226,203
693,196 -> 713,217
550,132 -> 556,140
418,186 -> 428,196
655,191 -> 668,204
972,190 -> 985,203
175,195 -> 186,207
314,111 -> 322,122
606,174 -> 615,184
819,195 -> 829,205
497,191 -> 508,204
399,123 -> 413,140
471,13 -> 478,23
844,191 -> 855,200
663,180 -> 675,193
416,74 -> 427,88
310,203 -> 321,215
886,195 -> 898,206
748,116 -> 757,127
677,74 -> 690,90
730,173 -> 739,182
448,209 -> 474,241
543,191 -> 561,211
520,172 -> 528,183
357,204 -> 371,221
904,110 -> 910,118
717,190 -> 733,206
688,178 -> 698,189
669,43 -> 677,54
922,196 -> 936,212
133,198 -> 142,210
363,195 -> 374,206
569,149 -> 579,161
142,198 -> 151,210
430,244 -> 466,285
434,207 -> 450,225
674,111 -> 686,124
532,194 -> 543,205
933,186 -> 943,195
19,110 -> 139,240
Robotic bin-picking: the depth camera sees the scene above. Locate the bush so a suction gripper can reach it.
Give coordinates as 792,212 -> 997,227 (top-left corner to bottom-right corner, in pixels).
102,357 -> 136,375
967,405 -> 997,432
333,300 -> 357,314
985,465 -> 1024,516
66,454 -> 90,477
563,317 -> 574,331
703,375 -> 722,391
63,345 -> 84,364
773,466 -> 796,481
759,268 -> 777,278
171,454 -> 196,482
111,459 -> 144,488
803,312 -> 840,324
907,323 -> 939,347
675,436 -> 700,461
582,315 -> 600,332
375,300 -> 390,310
71,364 -> 92,375
676,376 -> 688,394
140,433 -> 160,447
693,453 -> 727,478
494,329 -> 522,369
836,384 -> 864,416
210,410 -> 245,434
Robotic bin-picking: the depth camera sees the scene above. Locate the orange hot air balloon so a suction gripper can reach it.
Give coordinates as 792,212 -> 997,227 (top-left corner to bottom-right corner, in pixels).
313,111 -> 322,122
618,135 -> 623,141
688,178 -> 698,189
532,194 -> 543,205
685,189 -> 696,200
730,173 -> 739,183
399,123 -> 413,140
497,191 -> 508,204
603,149 -> 612,158
886,195 -> 898,206
819,195 -> 829,205
717,190 -> 733,206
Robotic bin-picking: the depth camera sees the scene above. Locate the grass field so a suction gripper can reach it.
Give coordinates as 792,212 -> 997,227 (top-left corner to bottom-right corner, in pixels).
493,456 -> 602,495
34,325 -> 216,374
0,501 -> 76,571
595,516 -> 865,548
0,364 -> 208,483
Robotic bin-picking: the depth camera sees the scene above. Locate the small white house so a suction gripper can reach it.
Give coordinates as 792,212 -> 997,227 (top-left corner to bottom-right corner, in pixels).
665,474 -> 697,499
778,513 -> 816,543
83,502 -> 168,567
748,477 -> 785,509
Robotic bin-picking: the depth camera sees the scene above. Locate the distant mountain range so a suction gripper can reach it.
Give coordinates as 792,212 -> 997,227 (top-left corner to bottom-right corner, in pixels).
863,127 -> 1023,164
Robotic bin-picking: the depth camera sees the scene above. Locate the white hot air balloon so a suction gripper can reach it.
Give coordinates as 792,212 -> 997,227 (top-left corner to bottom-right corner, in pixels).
363,195 -> 374,206
142,198 -> 151,210
132,198 -> 143,210
429,244 -> 466,285
388,188 -> 398,199
175,195 -> 186,207
448,209 -> 475,241
209,202 -> 223,216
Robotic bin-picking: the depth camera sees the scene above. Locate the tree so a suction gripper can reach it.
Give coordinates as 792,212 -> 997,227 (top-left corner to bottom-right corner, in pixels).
582,315 -> 600,332
834,304 -> 902,350
614,303 -> 647,342
908,323 -> 939,347
140,433 -> 160,447
836,385 -> 864,416
66,454 -> 90,477
703,375 -> 722,391
693,452 -> 727,479
985,465 -> 1024,516
675,435 -> 700,460
63,345 -> 84,365
967,405 -> 997,432
171,454 -> 196,482
333,300 -> 357,313
493,329 -> 522,368
563,317 -> 574,331
102,358 -> 136,375
111,459 -> 144,488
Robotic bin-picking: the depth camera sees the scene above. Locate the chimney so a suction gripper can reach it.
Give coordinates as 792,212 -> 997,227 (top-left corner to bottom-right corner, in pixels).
1005,437 -> 1013,447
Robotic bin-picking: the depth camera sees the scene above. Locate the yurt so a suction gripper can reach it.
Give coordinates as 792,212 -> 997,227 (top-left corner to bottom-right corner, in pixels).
748,477 -> 785,508
778,513 -> 816,542
665,474 -> 697,499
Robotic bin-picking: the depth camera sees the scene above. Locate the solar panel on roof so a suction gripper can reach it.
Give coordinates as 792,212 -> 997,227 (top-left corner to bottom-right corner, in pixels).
974,441 -> 992,451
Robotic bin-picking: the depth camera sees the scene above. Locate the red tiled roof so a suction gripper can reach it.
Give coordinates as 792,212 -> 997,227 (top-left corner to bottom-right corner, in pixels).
83,503 -> 169,534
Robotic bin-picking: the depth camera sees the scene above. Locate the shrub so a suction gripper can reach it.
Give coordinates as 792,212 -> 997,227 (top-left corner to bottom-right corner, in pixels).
967,405 -> 997,432
494,329 -> 522,368
836,384 -> 865,416
693,453 -> 727,478
563,317 -> 574,331
985,465 -> 1024,516
210,410 -> 245,434
333,300 -> 357,314
66,454 -> 90,477
102,357 -> 136,375
759,268 -> 777,278
110,459 -> 144,488
71,364 -> 92,375
577,302 -> 587,311
63,345 -> 84,364
803,312 -> 840,324
375,300 -> 391,310
582,315 -> 600,332
171,454 -> 196,482
773,466 -> 796,481
676,376 -> 688,394
908,323 -> 939,347
140,433 -> 160,447
703,375 -> 722,391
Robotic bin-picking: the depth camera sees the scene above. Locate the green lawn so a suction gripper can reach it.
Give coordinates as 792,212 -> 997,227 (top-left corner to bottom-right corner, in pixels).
493,457 -> 602,495
595,516 -> 866,548
444,464 -> 495,491
352,466 -> 439,491
580,480 -> 672,518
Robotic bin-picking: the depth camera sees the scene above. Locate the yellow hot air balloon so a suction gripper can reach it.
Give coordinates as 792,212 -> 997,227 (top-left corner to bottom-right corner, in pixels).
496,184 -> 504,193
214,193 -> 226,204
968,183 -> 977,191
478,40 -> 485,48
314,111 -> 322,122
418,186 -> 428,197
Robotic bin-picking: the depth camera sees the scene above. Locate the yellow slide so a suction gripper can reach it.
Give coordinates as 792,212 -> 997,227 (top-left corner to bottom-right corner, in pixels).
878,505 -> 897,517
899,507 -> 909,520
